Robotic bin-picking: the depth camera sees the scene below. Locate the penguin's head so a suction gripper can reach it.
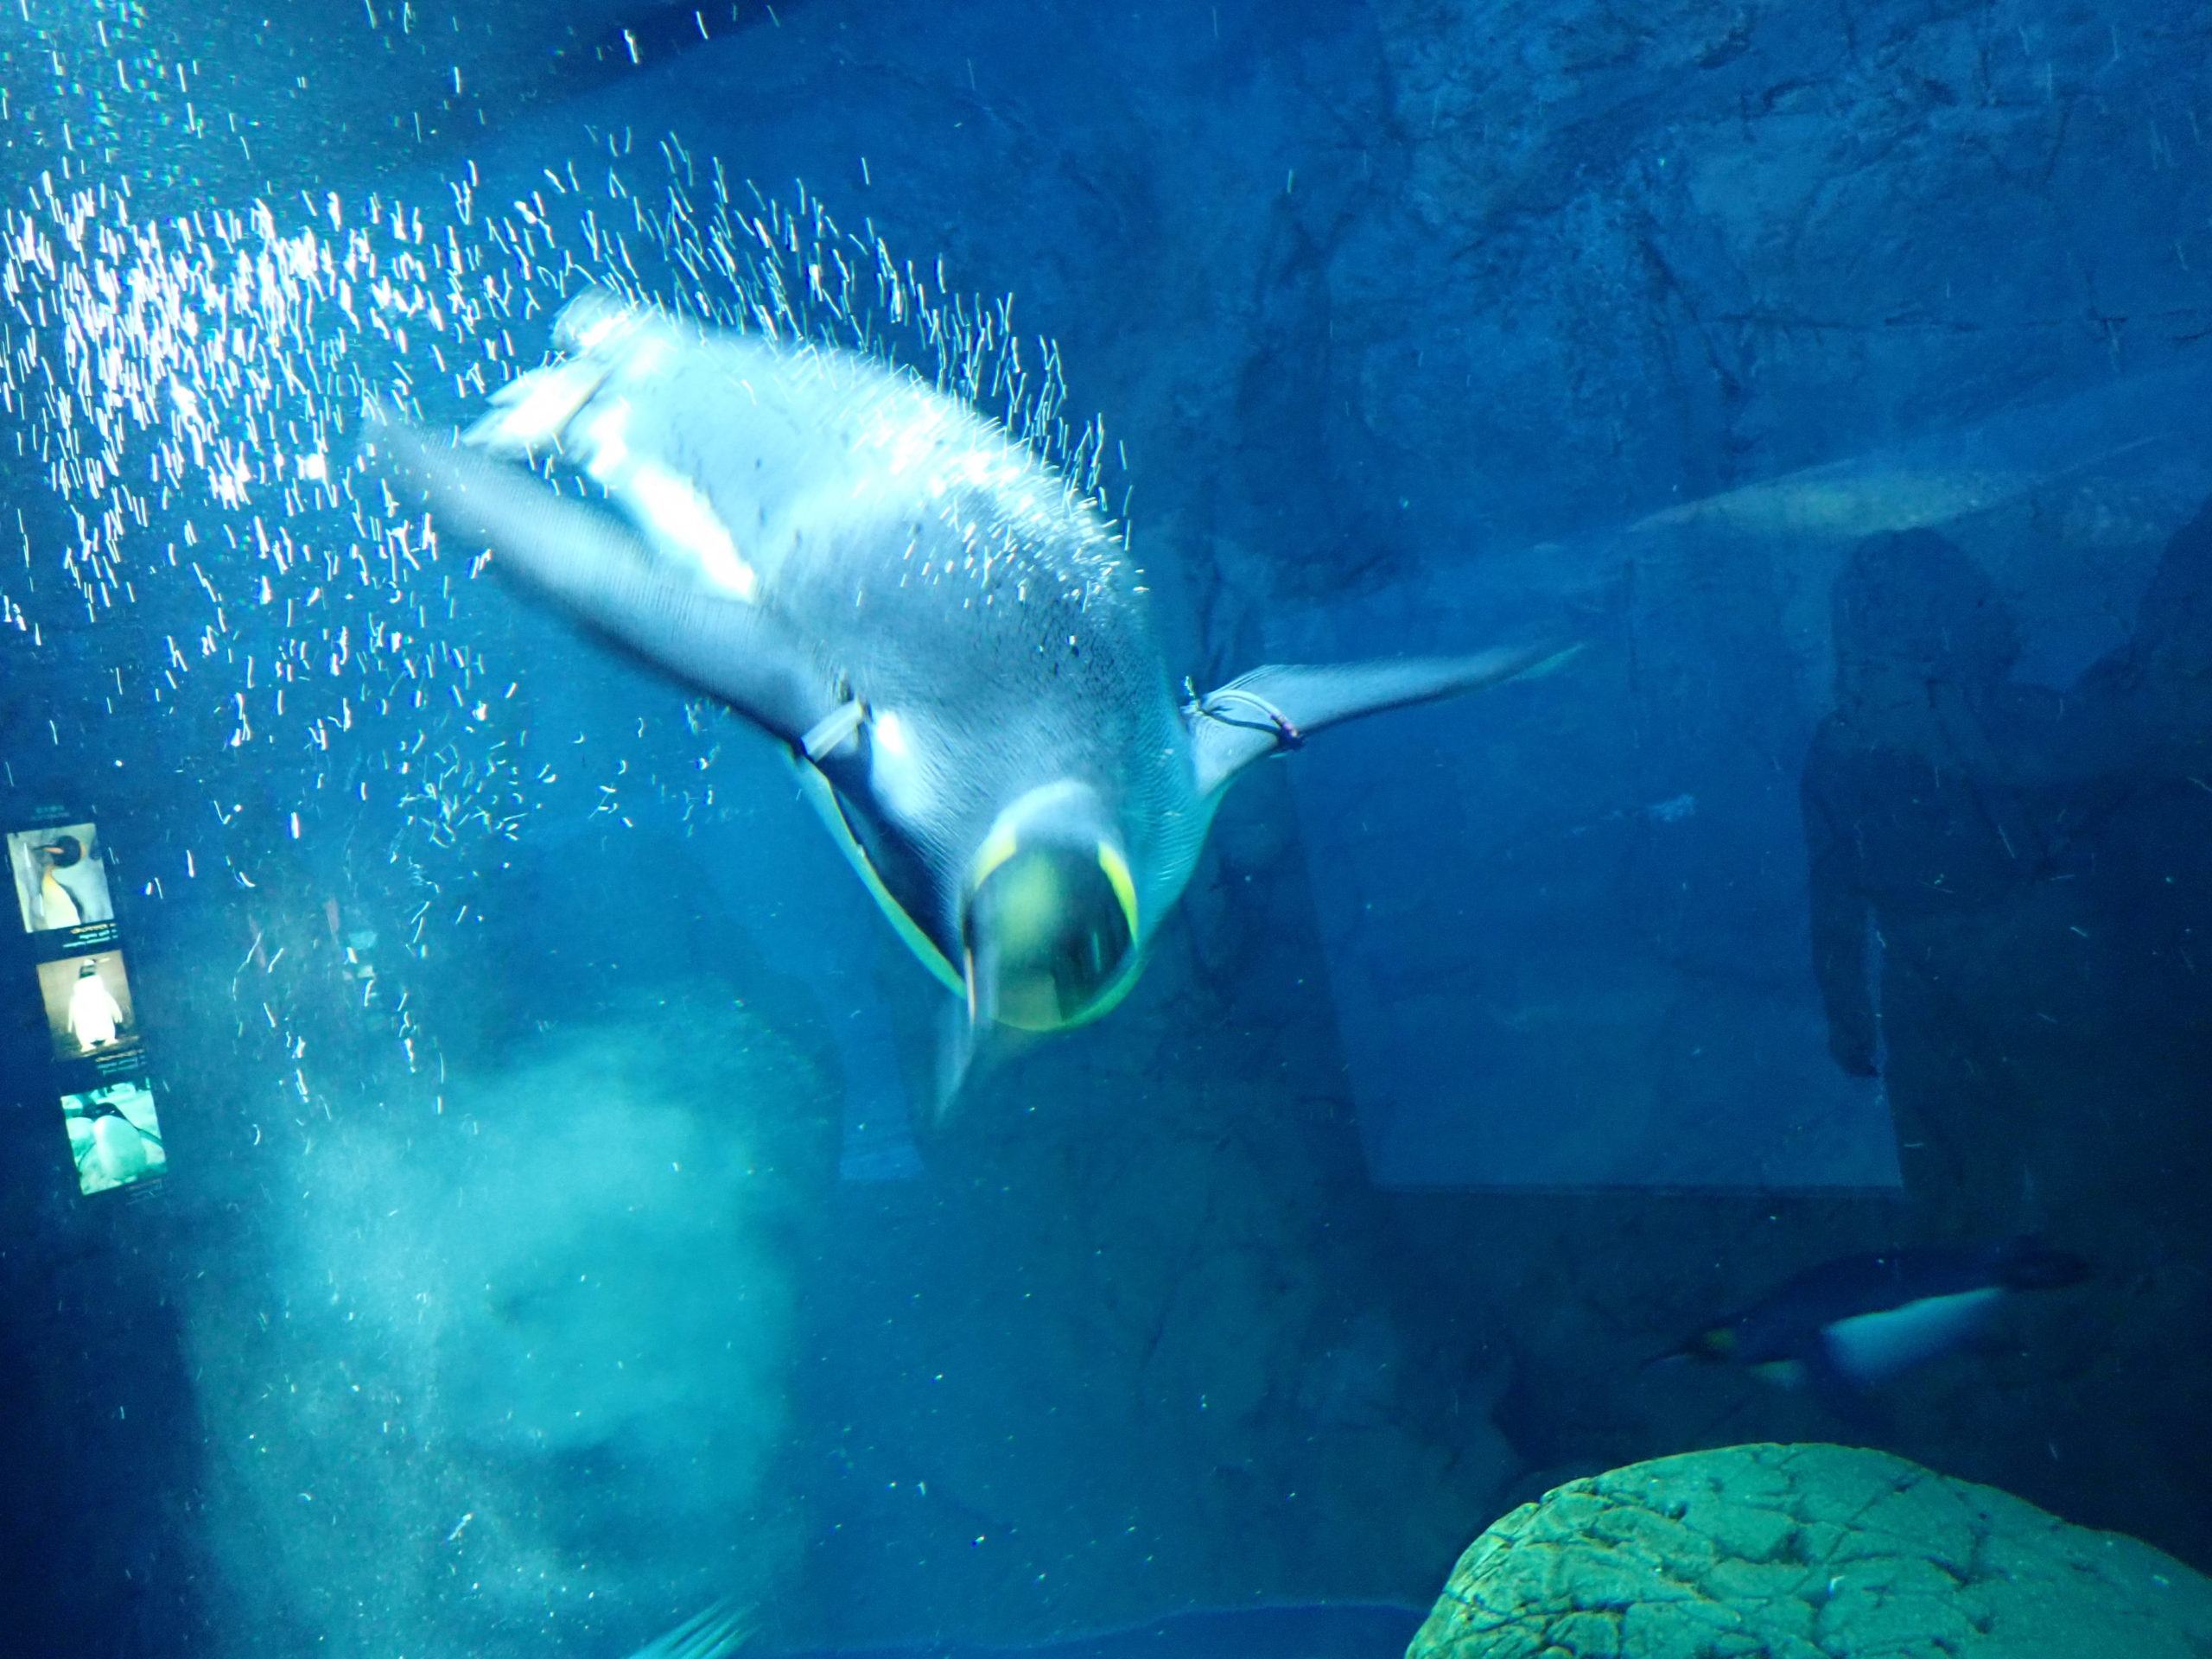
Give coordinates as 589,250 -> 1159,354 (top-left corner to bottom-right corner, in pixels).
1681,1325 -> 1738,1363
962,783 -> 1141,1033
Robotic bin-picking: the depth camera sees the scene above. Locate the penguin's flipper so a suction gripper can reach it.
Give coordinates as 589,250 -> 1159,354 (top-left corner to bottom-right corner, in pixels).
369,422 -> 837,745
931,1005 -> 1046,1126
1187,642 -> 1577,799
934,997 -> 978,1124
621,1600 -> 751,1659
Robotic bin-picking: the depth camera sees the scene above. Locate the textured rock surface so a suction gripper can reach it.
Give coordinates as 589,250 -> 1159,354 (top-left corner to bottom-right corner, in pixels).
1411,1442 -> 2212,1658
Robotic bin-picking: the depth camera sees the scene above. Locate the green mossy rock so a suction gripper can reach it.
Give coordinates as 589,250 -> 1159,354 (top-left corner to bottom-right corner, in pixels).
1410,1443 -> 2212,1658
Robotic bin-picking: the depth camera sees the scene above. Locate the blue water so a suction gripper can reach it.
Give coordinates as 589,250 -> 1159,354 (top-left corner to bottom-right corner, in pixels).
780,1605 -> 1426,1659
0,2 -> 2207,1656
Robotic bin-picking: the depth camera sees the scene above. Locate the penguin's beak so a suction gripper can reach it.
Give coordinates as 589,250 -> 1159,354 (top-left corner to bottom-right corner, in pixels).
1662,1326 -> 1736,1366
961,839 -> 1139,1033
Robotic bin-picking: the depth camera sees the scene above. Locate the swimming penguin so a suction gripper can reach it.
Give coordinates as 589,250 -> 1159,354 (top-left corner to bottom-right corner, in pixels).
372,294 -> 1565,1058
1667,1236 -> 2091,1419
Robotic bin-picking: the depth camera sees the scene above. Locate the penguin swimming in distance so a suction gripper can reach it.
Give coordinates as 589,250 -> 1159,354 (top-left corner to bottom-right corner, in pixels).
372,293 -> 1568,1069
1665,1236 -> 2091,1421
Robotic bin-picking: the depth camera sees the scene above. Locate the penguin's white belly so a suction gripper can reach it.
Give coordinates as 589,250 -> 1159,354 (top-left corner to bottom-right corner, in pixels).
91,1116 -> 151,1184
1821,1287 -> 2003,1383
862,707 -> 945,827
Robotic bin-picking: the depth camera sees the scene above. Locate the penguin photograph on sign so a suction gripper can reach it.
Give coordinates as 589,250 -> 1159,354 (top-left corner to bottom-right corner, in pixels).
61,1079 -> 168,1198
8,822 -> 115,935
37,951 -> 138,1062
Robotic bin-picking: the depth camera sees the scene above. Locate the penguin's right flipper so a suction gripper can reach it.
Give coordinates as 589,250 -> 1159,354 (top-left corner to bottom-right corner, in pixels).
368,421 -> 839,746
1187,642 -> 1578,799
621,1600 -> 751,1659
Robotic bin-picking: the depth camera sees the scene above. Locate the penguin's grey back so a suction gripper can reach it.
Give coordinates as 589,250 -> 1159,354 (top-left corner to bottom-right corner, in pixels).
562,311 -> 1198,920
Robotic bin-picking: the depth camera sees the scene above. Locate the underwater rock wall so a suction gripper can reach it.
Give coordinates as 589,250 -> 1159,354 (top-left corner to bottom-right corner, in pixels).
1353,0 -> 2212,552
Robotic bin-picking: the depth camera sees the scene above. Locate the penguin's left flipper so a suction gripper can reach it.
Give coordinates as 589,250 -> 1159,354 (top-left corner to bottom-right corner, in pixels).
1187,643 -> 1578,799
366,420 -> 842,747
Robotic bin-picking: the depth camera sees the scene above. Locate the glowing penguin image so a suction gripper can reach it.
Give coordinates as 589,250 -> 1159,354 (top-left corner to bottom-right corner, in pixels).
377,293 -> 1562,1043
1668,1237 -> 2091,1418
87,1112 -> 154,1185
66,957 -> 125,1052
65,1086 -> 168,1196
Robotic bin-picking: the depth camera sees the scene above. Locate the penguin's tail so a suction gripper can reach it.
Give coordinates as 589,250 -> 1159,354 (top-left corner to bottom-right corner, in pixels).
1992,1236 -> 2094,1292
621,1600 -> 751,1659
930,1004 -> 1046,1126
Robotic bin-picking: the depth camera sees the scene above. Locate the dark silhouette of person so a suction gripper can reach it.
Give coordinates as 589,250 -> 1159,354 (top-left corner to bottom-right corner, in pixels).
2064,495 -> 2212,1139
2022,493 -> 2212,1545
1805,532 -> 2052,1063
2079,494 -> 2212,749
1801,528 -> 2087,1217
